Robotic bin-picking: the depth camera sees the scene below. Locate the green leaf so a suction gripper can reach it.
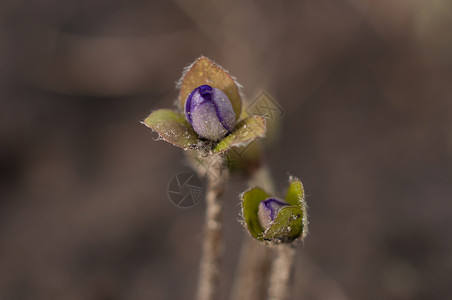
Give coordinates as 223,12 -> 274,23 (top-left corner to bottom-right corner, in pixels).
263,206 -> 304,243
242,187 -> 270,239
213,116 -> 266,153
285,176 -> 304,207
178,56 -> 242,118
142,109 -> 199,150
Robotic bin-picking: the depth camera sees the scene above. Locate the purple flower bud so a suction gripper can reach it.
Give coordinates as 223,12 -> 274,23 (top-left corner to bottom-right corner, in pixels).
185,85 -> 236,141
258,198 -> 290,229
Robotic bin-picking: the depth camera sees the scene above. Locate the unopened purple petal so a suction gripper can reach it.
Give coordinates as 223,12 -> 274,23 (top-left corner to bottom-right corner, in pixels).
211,88 -> 236,133
258,198 -> 289,230
185,85 -> 236,141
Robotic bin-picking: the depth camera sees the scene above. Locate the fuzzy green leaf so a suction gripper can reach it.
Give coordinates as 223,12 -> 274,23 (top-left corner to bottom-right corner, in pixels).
178,56 -> 242,118
213,116 -> 266,153
242,187 -> 270,239
263,206 -> 304,243
285,176 -> 304,207
142,109 -> 199,150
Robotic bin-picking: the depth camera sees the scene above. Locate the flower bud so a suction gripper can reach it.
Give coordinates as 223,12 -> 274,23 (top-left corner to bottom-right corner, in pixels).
185,85 -> 236,141
258,198 -> 290,230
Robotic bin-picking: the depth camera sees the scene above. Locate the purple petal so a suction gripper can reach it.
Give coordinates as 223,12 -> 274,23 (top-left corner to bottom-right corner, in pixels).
258,198 -> 289,229
185,85 -> 236,141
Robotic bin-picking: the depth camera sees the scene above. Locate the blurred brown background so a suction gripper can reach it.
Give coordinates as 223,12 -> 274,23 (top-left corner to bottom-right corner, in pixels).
1,0 -> 451,299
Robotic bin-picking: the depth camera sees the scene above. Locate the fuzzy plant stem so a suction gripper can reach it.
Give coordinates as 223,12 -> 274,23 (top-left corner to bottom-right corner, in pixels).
196,154 -> 228,300
229,166 -> 276,300
229,236 -> 273,300
267,244 -> 296,300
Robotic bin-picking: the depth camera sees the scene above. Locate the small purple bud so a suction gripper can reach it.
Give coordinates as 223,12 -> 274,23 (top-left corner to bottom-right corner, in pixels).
185,85 -> 236,141
258,198 -> 290,229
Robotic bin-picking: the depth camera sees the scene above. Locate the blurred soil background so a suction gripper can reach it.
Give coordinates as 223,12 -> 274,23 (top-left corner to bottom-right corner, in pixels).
1,0 -> 451,299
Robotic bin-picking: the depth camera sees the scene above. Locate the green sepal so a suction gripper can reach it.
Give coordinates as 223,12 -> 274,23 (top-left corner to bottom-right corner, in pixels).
142,109 -> 199,150
285,176 -> 304,206
178,56 -> 242,118
242,187 -> 269,239
213,116 -> 266,154
262,206 -> 304,243
284,176 -> 308,240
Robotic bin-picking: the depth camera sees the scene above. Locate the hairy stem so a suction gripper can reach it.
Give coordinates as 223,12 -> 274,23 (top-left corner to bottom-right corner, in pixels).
229,237 -> 273,300
229,166 -> 276,300
196,155 -> 228,300
267,245 -> 296,300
